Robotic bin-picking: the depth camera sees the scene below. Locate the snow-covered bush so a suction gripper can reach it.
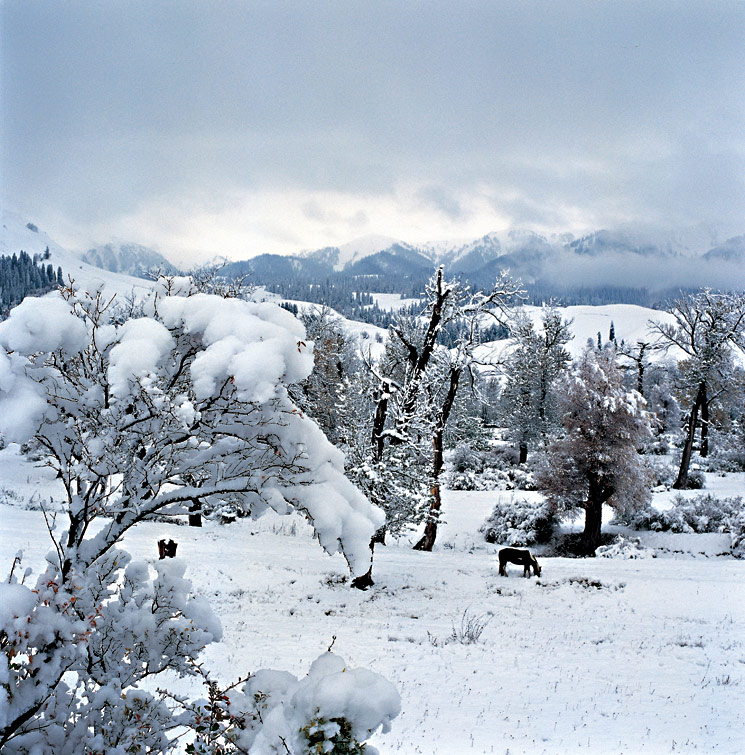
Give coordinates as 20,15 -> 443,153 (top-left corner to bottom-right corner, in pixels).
447,444 -> 534,492
181,652 -> 400,755
701,429 -> 745,472
450,442 -> 485,474
683,469 -> 705,489
626,494 -> 744,536
0,281 -> 395,751
646,458 -> 677,489
596,535 -> 654,559
729,510 -> 745,559
480,497 -> 555,546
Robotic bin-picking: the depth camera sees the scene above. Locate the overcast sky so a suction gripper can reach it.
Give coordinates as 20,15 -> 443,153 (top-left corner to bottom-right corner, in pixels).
2,0 -> 744,263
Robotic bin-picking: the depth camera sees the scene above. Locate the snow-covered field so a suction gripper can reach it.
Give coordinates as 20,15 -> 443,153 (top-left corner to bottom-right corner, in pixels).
2,447 -> 743,754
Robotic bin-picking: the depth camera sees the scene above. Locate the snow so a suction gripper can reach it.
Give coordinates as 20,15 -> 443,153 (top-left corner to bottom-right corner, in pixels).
475,303 -> 683,367
370,293 -> 422,312
1,444 -> 744,754
1,209 -> 154,299
334,234 -> 401,270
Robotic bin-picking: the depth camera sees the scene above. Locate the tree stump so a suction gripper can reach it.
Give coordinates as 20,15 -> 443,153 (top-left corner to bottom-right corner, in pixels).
157,539 -> 178,559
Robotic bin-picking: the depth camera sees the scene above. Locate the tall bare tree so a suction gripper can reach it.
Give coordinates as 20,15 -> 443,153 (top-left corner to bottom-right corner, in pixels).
651,290 -> 745,488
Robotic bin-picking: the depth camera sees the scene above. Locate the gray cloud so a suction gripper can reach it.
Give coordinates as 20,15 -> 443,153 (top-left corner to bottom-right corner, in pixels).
1,0 -> 743,258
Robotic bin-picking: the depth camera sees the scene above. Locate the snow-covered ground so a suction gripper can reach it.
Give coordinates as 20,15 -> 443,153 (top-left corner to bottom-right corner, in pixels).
1,446 -> 743,754
370,293 -> 423,312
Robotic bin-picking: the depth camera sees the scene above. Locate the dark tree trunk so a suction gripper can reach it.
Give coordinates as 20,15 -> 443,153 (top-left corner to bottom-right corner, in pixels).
518,441 -> 528,465
414,366 -> 460,552
396,268 -> 451,434
699,384 -> 709,458
581,501 -> 603,556
636,343 -> 646,396
413,483 -> 441,552
674,381 -> 705,489
188,498 -> 202,527
371,383 -> 390,462
351,559 -> 375,590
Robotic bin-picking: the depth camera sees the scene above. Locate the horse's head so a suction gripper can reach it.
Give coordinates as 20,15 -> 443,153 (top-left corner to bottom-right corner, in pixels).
533,560 -> 542,577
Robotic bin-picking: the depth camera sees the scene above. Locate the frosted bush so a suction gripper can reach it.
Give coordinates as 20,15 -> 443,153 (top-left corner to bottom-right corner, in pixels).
626,494 -> 744,540
183,652 -> 400,755
596,535 -> 654,559
447,445 -> 535,492
480,497 -> 555,546
729,511 -> 745,559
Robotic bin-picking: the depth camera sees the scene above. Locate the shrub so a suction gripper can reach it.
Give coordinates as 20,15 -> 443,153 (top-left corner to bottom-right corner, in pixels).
729,510 -> 745,559
596,535 -> 654,559
480,497 -> 555,546
447,444 -> 533,492
684,469 -> 705,489
550,531 -> 617,557
646,458 -> 677,488
450,442 -> 484,474
627,494 -> 743,535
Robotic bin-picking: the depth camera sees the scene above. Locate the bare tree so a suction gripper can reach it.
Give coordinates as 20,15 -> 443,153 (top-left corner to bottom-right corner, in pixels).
387,268 -> 523,551
650,290 -> 745,488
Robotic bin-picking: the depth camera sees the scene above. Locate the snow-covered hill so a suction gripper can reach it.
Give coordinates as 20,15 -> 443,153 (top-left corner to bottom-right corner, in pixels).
1,210 -> 154,298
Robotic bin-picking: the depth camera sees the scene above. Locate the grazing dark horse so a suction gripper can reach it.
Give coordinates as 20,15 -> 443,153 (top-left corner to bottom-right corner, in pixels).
498,547 -> 541,578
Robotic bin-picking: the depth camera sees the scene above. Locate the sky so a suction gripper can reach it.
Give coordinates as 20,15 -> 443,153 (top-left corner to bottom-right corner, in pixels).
2,0 -> 744,264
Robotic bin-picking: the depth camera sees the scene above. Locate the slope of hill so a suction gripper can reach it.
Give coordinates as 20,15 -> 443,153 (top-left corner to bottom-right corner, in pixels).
1,211 -> 155,299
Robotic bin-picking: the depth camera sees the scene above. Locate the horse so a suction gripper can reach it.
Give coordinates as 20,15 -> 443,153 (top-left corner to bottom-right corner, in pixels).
498,547 -> 541,577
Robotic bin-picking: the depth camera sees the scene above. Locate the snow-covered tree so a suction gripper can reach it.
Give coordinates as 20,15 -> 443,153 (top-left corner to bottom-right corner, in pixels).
291,305 -> 361,448
651,290 -> 745,488
385,268 -> 522,552
0,279 -> 394,752
499,307 -> 572,463
536,348 -> 654,555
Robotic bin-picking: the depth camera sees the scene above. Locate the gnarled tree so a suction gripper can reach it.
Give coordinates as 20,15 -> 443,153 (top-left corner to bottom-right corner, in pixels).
651,290 -> 745,488
536,348 -> 653,555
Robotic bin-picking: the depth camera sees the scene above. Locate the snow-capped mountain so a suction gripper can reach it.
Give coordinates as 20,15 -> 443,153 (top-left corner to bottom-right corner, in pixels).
82,242 -> 180,278
222,225 -> 745,295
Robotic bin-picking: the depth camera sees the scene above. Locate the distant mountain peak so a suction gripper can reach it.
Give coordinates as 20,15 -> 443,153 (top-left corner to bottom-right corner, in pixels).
82,242 -> 179,279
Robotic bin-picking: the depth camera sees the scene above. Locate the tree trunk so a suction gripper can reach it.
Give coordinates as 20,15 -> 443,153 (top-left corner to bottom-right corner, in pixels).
371,382 -> 390,462
636,343 -> 646,396
351,553 -> 375,590
414,366 -> 460,552
518,441 -> 528,465
699,383 -> 709,458
188,498 -> 202,527
414,431 -> 446,551
581,501 -> 603,556
674,382 -> 705,489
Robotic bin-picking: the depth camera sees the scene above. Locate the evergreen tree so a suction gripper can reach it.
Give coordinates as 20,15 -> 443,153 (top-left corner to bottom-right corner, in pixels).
499,308 -> 573,463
